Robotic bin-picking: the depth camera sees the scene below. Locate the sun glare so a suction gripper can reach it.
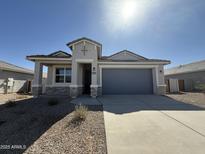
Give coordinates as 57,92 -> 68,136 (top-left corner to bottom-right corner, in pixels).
121,1 -> 136,22
103,0 -> 153,33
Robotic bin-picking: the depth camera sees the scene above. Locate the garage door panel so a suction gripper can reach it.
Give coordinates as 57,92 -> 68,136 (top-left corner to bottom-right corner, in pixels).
102,69 -> 153,94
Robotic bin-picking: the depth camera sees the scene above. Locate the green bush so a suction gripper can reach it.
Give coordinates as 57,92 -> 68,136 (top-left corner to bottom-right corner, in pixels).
6,100 -> 16,107
74,105 -> 88,121
48,99 -> 59,106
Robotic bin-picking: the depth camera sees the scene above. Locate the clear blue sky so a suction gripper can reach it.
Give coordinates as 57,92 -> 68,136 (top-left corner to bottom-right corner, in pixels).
0,0 -> 205,70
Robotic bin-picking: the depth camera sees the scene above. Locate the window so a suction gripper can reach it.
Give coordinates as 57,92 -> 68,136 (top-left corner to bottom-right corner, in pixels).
55,68 -> 71,83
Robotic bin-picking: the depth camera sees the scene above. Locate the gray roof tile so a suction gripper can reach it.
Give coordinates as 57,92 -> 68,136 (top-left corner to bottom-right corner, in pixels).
27,50 -> 72,58
100,50 -> 170,63
66,37 -> 102,47
0,60 -> 33,74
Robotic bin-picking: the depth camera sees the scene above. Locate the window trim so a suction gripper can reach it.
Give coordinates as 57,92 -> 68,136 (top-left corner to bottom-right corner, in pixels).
54,66 -> 72,84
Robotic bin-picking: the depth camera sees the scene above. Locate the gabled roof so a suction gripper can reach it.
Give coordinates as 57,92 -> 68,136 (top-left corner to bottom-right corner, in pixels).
165,60 -> 205,75
0,60 -> 33,74
27,50 -> 72,59
49,50 -> 71,57
66,37 -> 102,50
100,50 -> 170,63
107,50 -> 148,60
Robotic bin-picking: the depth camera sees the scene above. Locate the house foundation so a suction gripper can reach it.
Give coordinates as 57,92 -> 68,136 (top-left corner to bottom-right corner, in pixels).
45,86 -> 70,96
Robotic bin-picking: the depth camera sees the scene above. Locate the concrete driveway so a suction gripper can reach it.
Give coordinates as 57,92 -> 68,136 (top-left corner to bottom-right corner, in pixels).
98,95 -> 205,154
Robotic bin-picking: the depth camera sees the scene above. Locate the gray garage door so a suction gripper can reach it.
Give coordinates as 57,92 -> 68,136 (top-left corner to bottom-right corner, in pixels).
102,69 -> 153,94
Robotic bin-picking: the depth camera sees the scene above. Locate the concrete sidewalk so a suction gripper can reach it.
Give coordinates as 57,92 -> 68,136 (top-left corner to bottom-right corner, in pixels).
99,95 -> 205,154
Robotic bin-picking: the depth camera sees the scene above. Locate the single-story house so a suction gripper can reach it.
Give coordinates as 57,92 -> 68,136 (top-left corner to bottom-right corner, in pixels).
27,37 -> 170,98
0,60 -> 34,94
165,60 -> 205,92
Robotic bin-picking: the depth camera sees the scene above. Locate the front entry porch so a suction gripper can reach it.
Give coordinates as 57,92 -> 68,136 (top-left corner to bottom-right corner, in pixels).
82,64 -> 91,95
31,59 -> 72,97
31,60 -> 101,98
69,60 -> 100,98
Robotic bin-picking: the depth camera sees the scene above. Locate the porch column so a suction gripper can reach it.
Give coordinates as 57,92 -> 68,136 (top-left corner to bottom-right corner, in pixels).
44,65 -> 53,95
90,61 -> 98,98
70,62 -> 79,98
32,61 -> 43,96
46,65 -> 53,85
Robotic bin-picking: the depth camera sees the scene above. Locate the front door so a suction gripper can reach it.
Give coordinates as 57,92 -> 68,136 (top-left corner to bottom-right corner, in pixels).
83,64 -> 91,94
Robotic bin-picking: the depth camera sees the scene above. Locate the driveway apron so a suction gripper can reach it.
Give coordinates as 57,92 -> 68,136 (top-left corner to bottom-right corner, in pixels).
98,95 -> 205,154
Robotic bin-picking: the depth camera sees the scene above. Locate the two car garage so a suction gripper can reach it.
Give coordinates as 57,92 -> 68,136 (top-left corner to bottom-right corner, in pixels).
102,68 -> 154,95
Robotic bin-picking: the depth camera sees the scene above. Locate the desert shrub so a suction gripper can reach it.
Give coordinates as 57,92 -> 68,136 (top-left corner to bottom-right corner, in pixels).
48,99 -> 59,106
6,100 -> 16,107
74,105 -> 88,121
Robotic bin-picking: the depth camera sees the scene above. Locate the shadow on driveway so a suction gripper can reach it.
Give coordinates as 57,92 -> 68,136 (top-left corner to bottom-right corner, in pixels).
98,95 -> 205,114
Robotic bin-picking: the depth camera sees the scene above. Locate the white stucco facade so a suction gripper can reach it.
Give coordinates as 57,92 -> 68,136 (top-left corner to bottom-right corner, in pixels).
27,37 -> 170,97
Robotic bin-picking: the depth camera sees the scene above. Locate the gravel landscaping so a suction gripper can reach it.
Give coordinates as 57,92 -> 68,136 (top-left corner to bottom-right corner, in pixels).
0,97 -> 107,154
166,92 -> 205,108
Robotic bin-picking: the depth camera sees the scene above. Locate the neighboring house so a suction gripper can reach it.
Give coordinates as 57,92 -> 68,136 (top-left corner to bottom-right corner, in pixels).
165,60 -> 205,92
27,37 -> 170,98
0,60 -> 34,94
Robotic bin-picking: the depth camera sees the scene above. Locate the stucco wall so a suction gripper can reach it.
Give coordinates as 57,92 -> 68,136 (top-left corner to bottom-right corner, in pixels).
0,69 -> 33,94
165,71 -> 205,91
157,65 -> 165,85
97,64 -> 166,95
32,40 -> 167,96
71,41 -> 98,86
77,63 -> 83,85
38,61 -> 167,96
74,41 -> 98,60
0,70 -> 33,80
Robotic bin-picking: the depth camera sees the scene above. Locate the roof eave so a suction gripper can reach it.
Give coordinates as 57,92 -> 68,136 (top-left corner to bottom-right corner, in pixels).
26,56 -> 72,61
98,60 -> 171,65
165,68 -> 205,76
1,67 -> 34,75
